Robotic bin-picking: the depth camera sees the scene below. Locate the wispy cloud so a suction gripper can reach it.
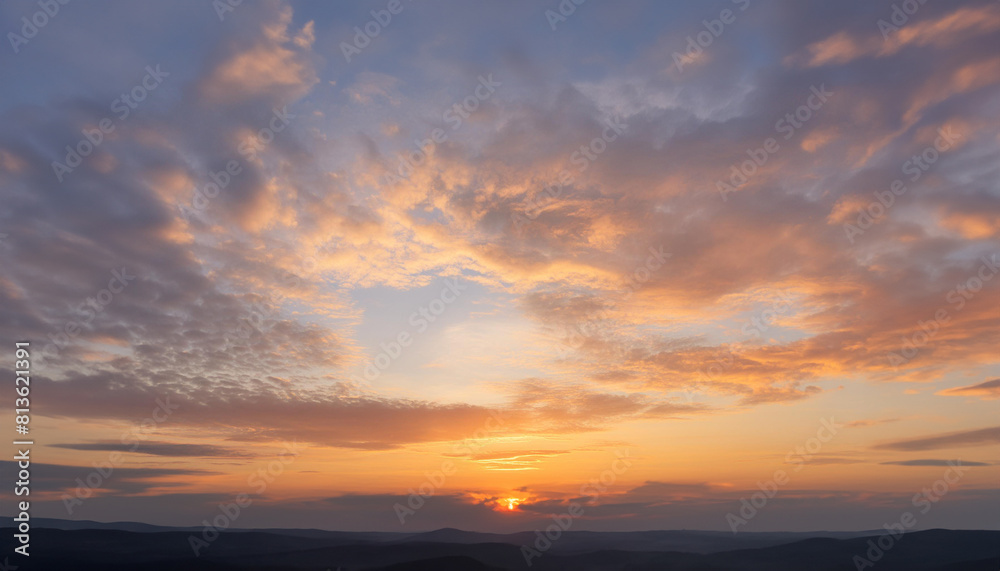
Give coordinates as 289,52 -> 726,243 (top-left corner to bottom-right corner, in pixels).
875,427 -> 1000,451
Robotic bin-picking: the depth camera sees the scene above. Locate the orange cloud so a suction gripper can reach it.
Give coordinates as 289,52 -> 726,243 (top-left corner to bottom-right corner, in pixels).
792,5 -> 1000,68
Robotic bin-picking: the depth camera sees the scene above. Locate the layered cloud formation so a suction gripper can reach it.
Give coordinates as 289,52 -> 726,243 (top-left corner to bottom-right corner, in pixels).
0,0 -> 998,531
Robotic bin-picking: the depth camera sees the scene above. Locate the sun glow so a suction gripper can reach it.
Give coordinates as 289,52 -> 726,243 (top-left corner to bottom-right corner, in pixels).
501,497 -> 521,511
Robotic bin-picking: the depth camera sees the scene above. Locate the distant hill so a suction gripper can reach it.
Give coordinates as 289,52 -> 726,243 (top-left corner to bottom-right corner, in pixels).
33,517 -> 198,533
2,524 -> 997,570
372,555 -> 506,571
30,518 -> 892,552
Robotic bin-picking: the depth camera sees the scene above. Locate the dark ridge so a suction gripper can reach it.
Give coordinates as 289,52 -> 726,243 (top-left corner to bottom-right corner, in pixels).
0,526 -> 995,571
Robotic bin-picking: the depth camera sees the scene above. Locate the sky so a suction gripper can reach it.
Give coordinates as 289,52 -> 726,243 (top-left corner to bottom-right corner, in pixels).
0,0 -> 998,533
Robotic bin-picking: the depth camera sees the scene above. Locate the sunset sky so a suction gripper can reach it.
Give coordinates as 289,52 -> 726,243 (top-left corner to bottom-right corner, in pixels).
1,0 -> 999,532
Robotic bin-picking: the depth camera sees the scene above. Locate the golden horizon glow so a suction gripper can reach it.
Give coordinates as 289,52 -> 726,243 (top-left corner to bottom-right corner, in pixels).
2,0 -> 999,533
